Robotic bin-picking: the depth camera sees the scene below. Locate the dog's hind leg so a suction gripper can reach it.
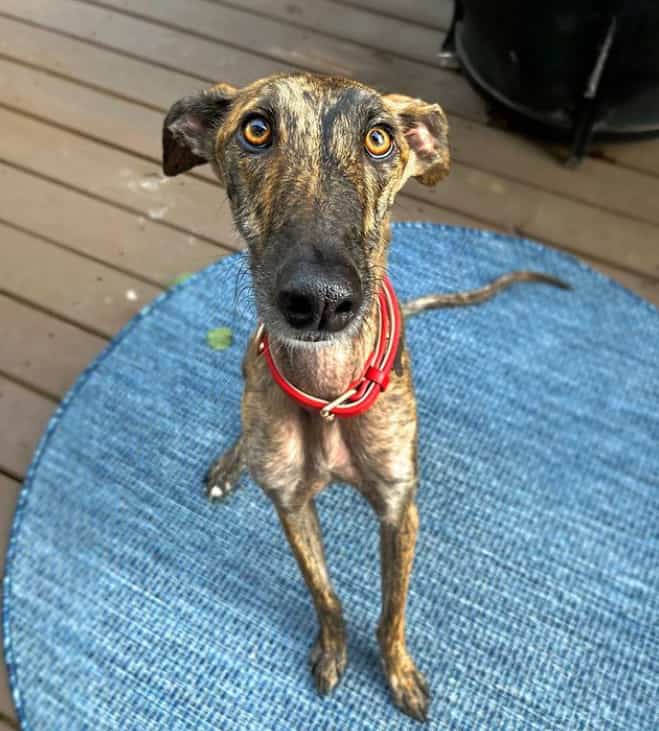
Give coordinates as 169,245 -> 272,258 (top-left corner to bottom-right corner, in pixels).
276,500 -> 348,695
206,436 -> 244,501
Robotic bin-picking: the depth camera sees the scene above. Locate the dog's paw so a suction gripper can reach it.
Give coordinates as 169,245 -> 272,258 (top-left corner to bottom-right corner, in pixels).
309,636 -> 347,696
205,441 -> 243,502
205,476 -> 238,501
384,654 -> 430,722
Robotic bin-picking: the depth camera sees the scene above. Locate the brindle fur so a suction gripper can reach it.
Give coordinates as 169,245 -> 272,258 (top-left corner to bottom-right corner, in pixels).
162,73 -> 567,722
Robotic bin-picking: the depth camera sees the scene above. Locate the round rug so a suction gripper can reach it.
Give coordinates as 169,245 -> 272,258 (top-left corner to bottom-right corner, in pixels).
5,224 -> 659,730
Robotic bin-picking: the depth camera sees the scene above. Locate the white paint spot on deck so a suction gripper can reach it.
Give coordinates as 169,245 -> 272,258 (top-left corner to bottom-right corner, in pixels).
148,206 -> 168,220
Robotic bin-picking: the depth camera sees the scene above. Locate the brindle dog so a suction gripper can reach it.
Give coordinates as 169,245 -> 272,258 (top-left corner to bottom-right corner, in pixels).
162,73 -> 567,721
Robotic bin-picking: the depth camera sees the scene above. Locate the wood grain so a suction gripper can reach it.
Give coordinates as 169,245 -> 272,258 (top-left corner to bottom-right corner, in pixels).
0,162 -> 229,286
205,0 -> 445,66
1,0 -> 487,120
1,222 -> 162,337
0,377 -> 55,479
330,0 -> 453,30
1,48 -> 658,281
3,41 -> 658,232
0,295 -> 107,399
0,106 -> 239,251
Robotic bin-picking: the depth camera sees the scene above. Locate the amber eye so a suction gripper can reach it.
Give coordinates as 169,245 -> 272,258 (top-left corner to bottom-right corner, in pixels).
365,126 -> 394,159
241,115 -> 272,148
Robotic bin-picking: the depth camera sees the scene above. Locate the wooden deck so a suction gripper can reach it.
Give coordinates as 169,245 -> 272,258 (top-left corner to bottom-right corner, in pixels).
1,1 -> 659,724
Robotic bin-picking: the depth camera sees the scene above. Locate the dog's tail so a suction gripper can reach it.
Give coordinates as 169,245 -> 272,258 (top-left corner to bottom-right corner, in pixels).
401,271 -> 571,318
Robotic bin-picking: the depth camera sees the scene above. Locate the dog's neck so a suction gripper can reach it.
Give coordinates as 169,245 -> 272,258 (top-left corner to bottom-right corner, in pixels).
270,301 -> 379,401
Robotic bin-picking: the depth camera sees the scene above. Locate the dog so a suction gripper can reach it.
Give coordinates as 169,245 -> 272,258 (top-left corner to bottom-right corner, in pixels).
162,73 -> 567,721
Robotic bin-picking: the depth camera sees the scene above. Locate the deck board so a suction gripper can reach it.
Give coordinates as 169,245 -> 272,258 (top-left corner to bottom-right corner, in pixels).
3,42 -> 659,233
1,0 -> 488,120
331,0 -> 453,30
2,39 -> 658,280
0,162 -> 228,287
3,4 -> 659,179
1,222 -> 162,337
204,0 -> 445,67
0,378 -> 55,479
0,296 -> 107,400
0,107 -> 239,251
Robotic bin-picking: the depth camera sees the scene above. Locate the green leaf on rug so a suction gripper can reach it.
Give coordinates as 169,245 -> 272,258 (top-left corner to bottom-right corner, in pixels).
168,272 -> 193,287
207,327 -> 233,351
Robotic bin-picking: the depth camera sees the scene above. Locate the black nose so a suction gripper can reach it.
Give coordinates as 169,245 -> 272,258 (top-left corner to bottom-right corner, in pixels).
276,259 -> 362,333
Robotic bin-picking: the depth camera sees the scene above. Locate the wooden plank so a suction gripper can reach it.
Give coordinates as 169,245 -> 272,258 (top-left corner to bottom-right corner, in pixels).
0,106 -> 239,250
0,15 -> 218,112
331,0 -> 453,30
2,44 -> 659,281
392,194 -> 490,231
0,70 -> 481,295
1,222 -> 162,338
0,0 -> 487,121
85,0 -> 659,223
0,473 -> 20,724
1,10 -> 657,301
0,163 -> 228,287
4,6 -> 659,184
0,377 -> 55,479
392,196 -> 659,308
205,0 -> 445,67
0,0 -> 293,86
5,52 -> 658,236
0,10 -> 659,230
4,3 -> 658,261
0,296 -> 107,399
406,167 -> 659,279
588,138 -> 659,179
91,0 -> 480,112
447,121 -> 659,228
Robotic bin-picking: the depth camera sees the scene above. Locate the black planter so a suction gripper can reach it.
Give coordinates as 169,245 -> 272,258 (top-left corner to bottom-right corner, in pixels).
443,0 -> 659,162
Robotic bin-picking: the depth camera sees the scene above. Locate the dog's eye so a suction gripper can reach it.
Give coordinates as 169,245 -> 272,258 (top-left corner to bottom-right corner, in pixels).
365,127 -> 394,159
241,116 -> 272,148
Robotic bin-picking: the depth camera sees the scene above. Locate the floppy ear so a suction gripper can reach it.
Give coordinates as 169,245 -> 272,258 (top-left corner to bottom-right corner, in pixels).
384,94 -> 450,186
162,83 -> 238,176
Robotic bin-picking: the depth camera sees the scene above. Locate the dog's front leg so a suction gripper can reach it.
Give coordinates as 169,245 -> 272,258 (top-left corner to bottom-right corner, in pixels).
206,436 -> 244,500
377,500 -> 430,721
276,500 -> 347,695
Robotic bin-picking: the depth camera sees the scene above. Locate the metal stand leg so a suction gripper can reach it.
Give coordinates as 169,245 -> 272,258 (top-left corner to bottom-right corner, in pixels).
566,16 -> 618,167
437,0 -> 464,70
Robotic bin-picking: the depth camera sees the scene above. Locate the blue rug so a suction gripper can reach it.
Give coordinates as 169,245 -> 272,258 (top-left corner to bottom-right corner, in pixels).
5,224 -> 659,730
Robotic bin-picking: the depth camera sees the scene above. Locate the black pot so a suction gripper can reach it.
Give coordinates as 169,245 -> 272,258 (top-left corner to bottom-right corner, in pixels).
449,0 -> 659,144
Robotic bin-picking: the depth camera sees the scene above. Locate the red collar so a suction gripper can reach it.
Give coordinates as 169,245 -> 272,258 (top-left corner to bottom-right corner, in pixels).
256,276 -> 402,420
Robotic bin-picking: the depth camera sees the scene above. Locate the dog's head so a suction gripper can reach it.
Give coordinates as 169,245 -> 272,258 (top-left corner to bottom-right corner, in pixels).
163,73 -> 450,342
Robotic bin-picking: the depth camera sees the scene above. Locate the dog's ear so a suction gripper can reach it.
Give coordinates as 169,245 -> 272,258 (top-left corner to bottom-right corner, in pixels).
384,94 -> 450,186
162,83 -> 238,176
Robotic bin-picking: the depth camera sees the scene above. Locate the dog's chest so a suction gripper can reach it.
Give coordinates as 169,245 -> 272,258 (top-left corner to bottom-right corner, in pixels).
312,419 -> 358,484
247,406 -> 360,505
288,412 -> 360,486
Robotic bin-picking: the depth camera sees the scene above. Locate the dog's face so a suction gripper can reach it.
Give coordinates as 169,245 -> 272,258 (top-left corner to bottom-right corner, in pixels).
163,73 -> 449,342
